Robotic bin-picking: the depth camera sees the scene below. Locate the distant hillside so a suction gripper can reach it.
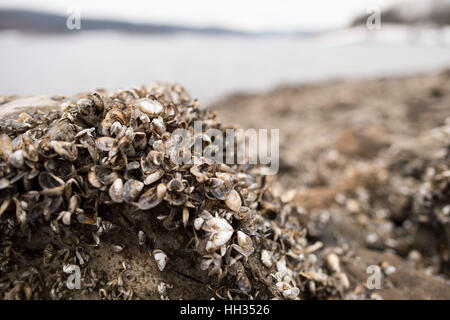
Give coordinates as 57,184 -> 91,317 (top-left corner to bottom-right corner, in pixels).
0,9 -> 317,37
0,9 -> 248,35
351,0 -> 450,26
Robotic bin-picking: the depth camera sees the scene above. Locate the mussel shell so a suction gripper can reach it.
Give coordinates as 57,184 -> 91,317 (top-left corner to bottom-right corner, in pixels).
123,179 -> 144,203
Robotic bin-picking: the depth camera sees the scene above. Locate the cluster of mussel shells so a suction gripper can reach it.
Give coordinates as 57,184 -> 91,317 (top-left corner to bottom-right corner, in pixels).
414,145 -> 450,272
0,84 -> 270,296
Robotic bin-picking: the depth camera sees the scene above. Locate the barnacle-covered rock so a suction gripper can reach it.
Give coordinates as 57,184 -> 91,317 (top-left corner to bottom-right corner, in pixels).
0,83 -> 343,300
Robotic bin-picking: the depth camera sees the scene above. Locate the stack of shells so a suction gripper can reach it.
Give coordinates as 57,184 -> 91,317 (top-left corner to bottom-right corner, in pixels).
0,84 -> 344,299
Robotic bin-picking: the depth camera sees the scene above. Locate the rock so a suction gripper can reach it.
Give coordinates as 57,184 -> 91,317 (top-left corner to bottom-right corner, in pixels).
344,248 -> 450,300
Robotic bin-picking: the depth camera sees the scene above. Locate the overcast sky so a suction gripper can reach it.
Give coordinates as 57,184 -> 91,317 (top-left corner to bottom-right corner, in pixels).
0,0 -> 401,31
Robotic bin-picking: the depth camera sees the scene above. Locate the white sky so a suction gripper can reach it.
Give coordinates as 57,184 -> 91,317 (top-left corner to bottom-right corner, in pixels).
0,0 -> 400,31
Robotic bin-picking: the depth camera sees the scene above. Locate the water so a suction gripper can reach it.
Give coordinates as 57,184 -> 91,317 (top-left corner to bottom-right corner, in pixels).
1,31 -> 450,104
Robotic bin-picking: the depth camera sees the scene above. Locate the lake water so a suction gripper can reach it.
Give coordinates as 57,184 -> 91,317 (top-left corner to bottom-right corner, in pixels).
1,31 -> 450,104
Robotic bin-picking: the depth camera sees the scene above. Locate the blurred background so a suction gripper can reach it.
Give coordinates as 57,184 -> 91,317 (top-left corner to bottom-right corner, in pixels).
1,0 -> 450,103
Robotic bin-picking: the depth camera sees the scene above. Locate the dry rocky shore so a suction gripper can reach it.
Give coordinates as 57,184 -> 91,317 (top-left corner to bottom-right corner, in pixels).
213,70 -> 450,299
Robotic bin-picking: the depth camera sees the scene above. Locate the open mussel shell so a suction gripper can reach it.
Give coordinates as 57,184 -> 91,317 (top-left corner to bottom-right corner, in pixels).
44,159 -> 75,180
38,172 -> 65,196
136,184 -> 165,210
